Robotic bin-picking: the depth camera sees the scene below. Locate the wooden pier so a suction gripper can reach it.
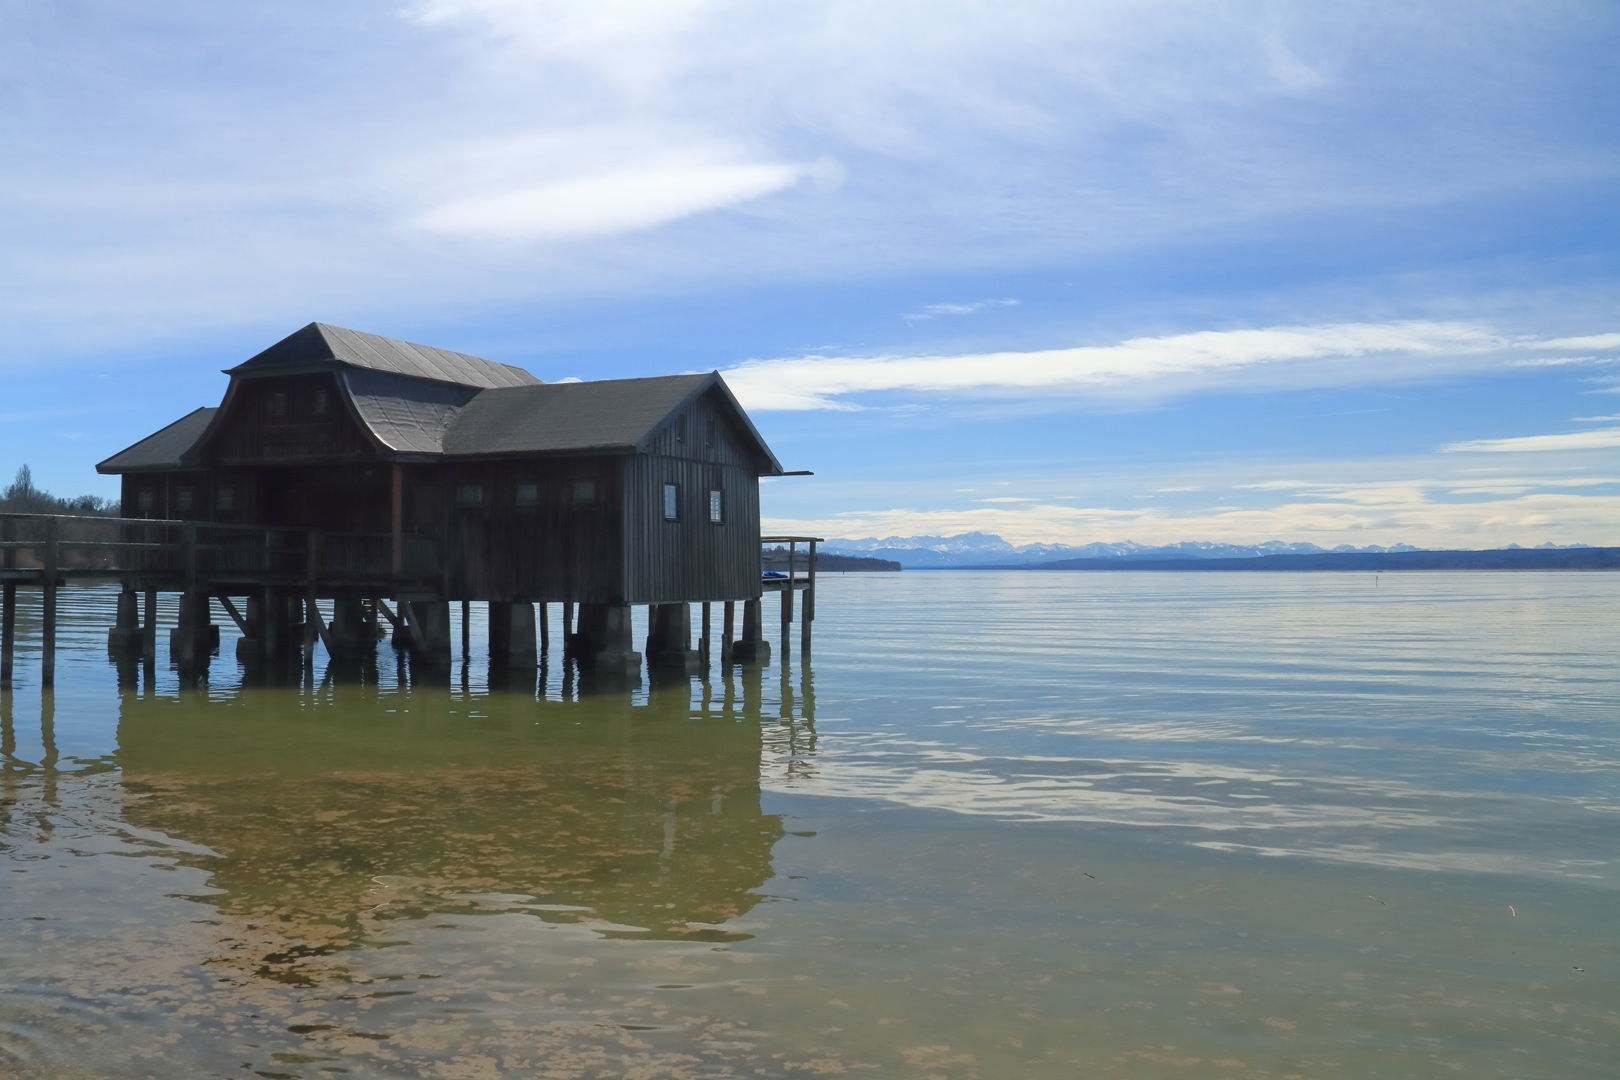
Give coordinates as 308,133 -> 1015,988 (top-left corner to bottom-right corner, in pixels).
0,511 -> 821,687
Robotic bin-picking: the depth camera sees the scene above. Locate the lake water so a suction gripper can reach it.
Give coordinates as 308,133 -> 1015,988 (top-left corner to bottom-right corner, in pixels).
2,572 -> 1616,1079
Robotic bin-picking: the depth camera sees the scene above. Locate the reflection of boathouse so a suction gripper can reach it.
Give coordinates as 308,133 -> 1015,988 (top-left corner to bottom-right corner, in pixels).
114,682 -> 789,953
86,323 -> 800,672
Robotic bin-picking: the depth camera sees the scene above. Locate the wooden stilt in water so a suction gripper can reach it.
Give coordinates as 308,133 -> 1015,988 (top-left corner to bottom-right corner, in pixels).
1,516 -> 12,688
721,600 -> 735,667
539,602 -> 550,655
461,599 -> 471,661
41,518 -> 58,687
801,538 -> 816,656
700,601 -> 711,673
563,602 -> 575,654
141,589 -> 156,657
1,582 -> 15,689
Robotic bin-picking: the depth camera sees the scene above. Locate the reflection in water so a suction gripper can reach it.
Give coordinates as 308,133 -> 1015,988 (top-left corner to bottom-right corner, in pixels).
115,674 -> 789,964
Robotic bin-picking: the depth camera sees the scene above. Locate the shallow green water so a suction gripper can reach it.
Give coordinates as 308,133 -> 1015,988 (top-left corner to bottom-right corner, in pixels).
2,572 -> 1617,1078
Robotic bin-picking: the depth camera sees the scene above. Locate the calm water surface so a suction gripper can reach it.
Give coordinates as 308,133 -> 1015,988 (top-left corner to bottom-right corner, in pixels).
1,572 -> 1616,1079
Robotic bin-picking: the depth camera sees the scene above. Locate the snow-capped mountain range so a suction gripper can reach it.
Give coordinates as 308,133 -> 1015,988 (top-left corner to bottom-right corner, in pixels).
818,532 -> 1587,568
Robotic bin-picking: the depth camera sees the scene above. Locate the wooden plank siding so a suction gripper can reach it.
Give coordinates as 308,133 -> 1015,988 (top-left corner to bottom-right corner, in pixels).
621,389 -> 762,604
440,457 -> 624,603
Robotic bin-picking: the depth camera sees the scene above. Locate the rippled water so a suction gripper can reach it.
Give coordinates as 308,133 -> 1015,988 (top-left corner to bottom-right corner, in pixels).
2,572 -> 1616,1078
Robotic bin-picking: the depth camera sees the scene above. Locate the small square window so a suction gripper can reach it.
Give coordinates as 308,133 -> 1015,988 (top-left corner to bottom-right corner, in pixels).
267,392 -> 287,417
313,389 -> 329,415
216,486 -> 236,511
571,479 -> 597,505
708,488 -> 723,524
175,487 -> 195,512
663,483 -> 679,521
136,490 -> 154,513
459,481 -> 485,506
514,481 -> 539,506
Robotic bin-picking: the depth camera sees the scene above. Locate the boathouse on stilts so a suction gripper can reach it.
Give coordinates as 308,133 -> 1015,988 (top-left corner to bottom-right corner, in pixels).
0,323 -> 820,687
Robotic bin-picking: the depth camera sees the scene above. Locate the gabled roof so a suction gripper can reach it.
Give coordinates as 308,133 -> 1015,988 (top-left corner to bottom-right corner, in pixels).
228,322 -> 539,389
441,372 -> 783,473
97,407 -> 218,473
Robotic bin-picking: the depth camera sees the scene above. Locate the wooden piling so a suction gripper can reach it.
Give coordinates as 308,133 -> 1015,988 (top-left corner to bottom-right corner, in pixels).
721,600 -> 735,667
461,599 -> 471,661
801,538 -> 816,655
780,538 -> 794,655
539,601 -> 550,654
143,589 -> 157,661
0,516 -> 11,688
41,517 -> 58,687
701,601 -> 711,671
1,582 -> 14,689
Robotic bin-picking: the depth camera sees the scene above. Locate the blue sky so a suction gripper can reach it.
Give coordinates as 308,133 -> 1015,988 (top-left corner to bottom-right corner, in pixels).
4,0 -> 1619,547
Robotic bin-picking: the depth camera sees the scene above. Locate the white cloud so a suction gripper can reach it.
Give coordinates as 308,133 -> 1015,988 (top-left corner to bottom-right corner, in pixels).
1444,428 -> 1620,453
722,320 -> 1549,410
413,160 -> 809,240
906,298 -> 1020,320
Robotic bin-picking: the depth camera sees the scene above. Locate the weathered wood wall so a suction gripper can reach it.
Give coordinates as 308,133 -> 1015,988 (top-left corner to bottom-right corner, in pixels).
621,389 -> 762,604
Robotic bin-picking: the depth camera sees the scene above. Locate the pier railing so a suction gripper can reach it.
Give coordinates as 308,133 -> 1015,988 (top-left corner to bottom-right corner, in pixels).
0,513 -> 439,586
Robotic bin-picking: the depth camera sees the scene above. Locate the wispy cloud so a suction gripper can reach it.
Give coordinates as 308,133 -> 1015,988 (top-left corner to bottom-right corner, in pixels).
904,298 -> 1019,321
723,321 -> 1620,410
1444,428 -> 1620,453
413,160 -> 813,240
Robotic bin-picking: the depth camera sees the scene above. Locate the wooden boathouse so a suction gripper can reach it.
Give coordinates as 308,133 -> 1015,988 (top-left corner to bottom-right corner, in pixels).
0,323 -> 820,685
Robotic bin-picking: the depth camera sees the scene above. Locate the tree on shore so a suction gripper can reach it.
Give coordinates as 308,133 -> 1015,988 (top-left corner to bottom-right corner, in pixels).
0,465 -> 116,515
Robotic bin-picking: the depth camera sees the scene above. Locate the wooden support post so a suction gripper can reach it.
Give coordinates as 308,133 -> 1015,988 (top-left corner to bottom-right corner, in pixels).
779,544 -> 793,658
539,602 -> 550,655
391,464 -> 404,578
41,518 -> 59,687
701,601 -> 711,670
1,582 -> 14,689
801,538 -> 816,655
217,595 -> 250,636
461,599 -> 471,661
721,600 -> 735,667
563,601 -> 575,654
373,598 -> 402,631
735,599 -> 769,665
303,531 -> 321,666
143,589 -> 157,661
109,588 -> 142,653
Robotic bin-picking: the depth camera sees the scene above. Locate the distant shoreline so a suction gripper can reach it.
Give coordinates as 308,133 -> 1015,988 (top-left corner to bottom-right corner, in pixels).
930,547 -> 1620,572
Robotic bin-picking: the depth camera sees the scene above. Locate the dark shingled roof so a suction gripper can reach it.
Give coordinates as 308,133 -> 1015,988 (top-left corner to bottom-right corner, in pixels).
97,407 -> 218,473
228,323 -> 539,389
342,368 -> 480,455
443,374 -> 714,456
